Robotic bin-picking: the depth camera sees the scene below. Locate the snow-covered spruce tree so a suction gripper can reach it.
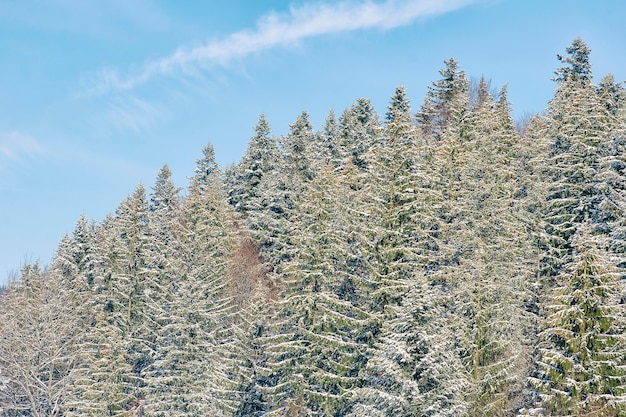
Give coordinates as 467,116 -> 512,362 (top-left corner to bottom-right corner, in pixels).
0,264 -> 84,416
229,114 -> 280,215
531,39 -> 625,282
141,164 -> 198,416
363,84 -> 441,309
261,160 -> 377,416
65,214 -> 139,417
320,109 -> 342,168
74,184 -> 156,412
349,278 -> 471,417
54,214 -> 98,293
553,37 -> 592,88
110,184 -> 156,386
533,79 -> 607,279
252,111 -> 318,270
389,80 -> 529,415
596,74 -> 626,117
50,215 -> 104,413
347,86 -> 472,416
146,164 -> 183,329
150,164 -> 181,214
530,227 -> 626,416
52,213 -> 143,416
417,57 -> 467,143
141,143 -> 241,416
186,144 -> 253,415
595,76 -> 626,262
255,114 -> 346,414
338,98 -> 380,171
457,85 -> 535,416
146,164 -> 182,309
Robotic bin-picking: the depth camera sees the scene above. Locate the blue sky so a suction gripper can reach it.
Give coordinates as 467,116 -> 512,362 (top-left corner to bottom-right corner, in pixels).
1,0 -> 625,284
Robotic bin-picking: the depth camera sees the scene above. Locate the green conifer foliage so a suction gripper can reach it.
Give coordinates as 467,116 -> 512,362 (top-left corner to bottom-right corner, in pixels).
229,114 -> 279,214
142,144 -> 240,416
417,57 -> 468,142
339,98 -> 380,170
596,74 -> 626,117
68,307 -> 137,416
65,215 -> 139,416
553,37 -> 593,87
112,185 -> 155,379
363,84 -> 434,310
252,111 -> 317,270
531,229 -> 626,416
432,80 -> 533,416
349,279 -> 471,417
321,109 -> 342,168
262,163 -> 376,416
534,77 -> 609,279
54,214 -> 98,292
349,86 -> 469,416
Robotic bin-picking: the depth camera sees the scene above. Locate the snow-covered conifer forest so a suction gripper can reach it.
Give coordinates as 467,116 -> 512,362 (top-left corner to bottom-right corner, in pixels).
2,38 -> 626,416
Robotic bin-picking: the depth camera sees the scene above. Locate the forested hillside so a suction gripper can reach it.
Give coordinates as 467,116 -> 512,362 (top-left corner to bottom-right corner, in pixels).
2,38 -> 626,416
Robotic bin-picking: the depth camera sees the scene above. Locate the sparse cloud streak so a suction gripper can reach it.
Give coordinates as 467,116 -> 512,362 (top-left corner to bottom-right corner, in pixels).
83,0 -> 481,96
105,95 -> 164,134
0,131 -> 44,169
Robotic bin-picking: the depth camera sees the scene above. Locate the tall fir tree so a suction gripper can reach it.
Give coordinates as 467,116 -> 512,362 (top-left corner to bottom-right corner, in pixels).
229,114 -> 279,215
141,143 -> 242,416
339,98 -> 380,170
67,214 -> 139,416
553,37 -> 592,87
320,109 -> 342,168
349,86 -> 471,416
261,161 -> 377,416
417,57 -> 468,143
253,111 -> 317,270
531,228 -> 626,415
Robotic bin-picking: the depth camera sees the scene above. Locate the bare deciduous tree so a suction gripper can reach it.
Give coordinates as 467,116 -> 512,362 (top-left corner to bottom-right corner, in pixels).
0,264 -> 83,416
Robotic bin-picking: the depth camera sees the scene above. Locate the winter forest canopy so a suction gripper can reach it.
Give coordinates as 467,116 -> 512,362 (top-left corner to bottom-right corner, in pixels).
2,37 -> 626,416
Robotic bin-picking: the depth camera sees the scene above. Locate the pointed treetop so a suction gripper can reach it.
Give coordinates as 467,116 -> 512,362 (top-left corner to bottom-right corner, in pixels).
128,183 -> 147,206
554,37 -> 592,87
254,113 -> 271,139
385,85 -> 412,124
150,164 -> 181,212
322,109 -> 341,163
72,213 -> 91,241
193,142 -> 219,187
354,98 -> 377,125
116,183 -> 148,222
324,108 -> 338,136
249,113 -> 277,159
474,75 -> 493,109
439,57 -> 467,96
496,84 -> 512,114
417,57 -> 468,141
288,111 -> 313,138
340,98 -> 380,136
495,84 -> 516,132
281,111 -> 314,163
597,74 -> 626,115
441,57 -> 461,80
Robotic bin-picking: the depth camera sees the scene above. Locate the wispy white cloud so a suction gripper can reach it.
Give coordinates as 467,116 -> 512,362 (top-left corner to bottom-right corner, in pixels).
0,131 -> 45,169
82,0 -> 483,96
105,95 -> 165,134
